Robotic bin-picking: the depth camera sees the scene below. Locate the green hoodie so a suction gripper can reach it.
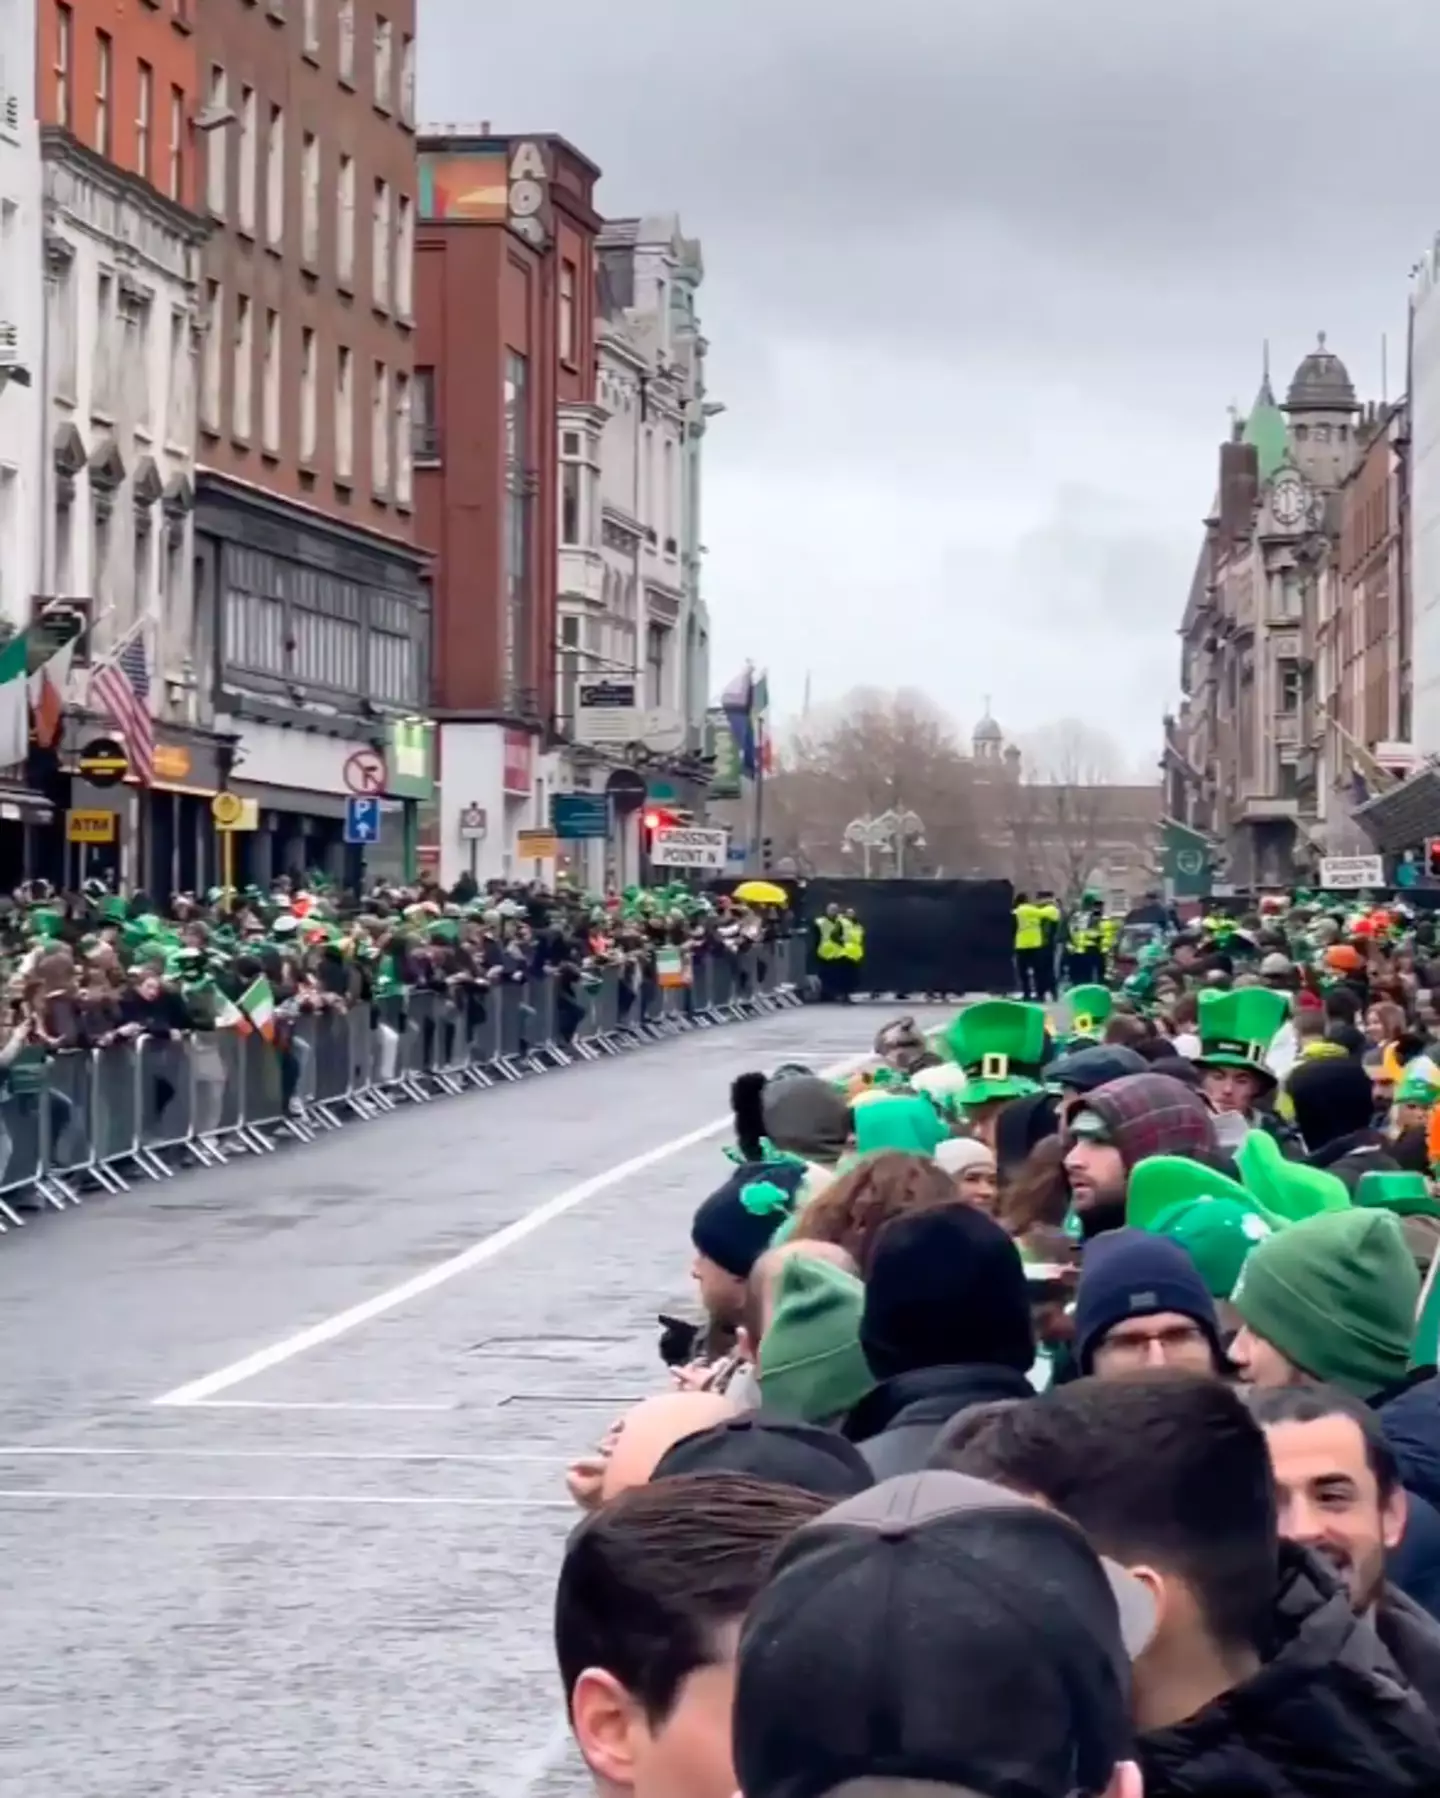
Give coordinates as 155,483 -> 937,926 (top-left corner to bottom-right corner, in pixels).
758,1254 -> 873,1424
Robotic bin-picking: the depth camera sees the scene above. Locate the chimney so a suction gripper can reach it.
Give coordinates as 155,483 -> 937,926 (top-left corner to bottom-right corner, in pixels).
1218,440 -> 1259,543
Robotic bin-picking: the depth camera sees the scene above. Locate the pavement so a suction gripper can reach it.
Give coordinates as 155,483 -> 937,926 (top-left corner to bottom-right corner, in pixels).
0,1000 -> 943,1798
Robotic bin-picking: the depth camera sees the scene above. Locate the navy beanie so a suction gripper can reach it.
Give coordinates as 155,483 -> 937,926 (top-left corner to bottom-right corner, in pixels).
1073,1228 -> 1224,1374
691,1161 -> 807,1280
861,1205 -> 1035,1381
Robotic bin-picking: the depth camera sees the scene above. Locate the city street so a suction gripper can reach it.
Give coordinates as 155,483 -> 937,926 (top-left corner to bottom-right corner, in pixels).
0,1004 -> 919,1798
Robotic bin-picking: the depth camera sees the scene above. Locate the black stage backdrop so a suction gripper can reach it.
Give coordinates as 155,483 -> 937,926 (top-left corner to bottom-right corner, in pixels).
802,878 -> 1014,996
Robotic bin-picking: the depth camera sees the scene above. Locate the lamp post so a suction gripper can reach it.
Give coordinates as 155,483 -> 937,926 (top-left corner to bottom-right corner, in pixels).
842,807 -> 926,877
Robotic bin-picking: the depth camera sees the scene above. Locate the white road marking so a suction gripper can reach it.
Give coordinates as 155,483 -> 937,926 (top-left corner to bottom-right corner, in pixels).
152,1048 -> 869,1409
182,1399 -> 455,1412
0,1446 -> 566,1463
0,1488 -> 577,1508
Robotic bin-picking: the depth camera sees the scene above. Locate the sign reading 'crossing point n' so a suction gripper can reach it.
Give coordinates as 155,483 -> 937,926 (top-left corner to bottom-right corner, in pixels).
1319,855 -> 1385,891
650,826 -> 729,870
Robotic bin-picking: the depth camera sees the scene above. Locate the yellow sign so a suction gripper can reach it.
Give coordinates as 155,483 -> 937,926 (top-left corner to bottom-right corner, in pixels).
517,828 -> 558,860
67,809 -> 118,844
153,744 -> 192,782
212,793 -> 258,832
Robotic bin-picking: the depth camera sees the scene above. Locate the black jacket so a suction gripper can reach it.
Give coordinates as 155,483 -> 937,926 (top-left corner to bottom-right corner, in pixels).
843,1362 -> 1033,1481
1308,1129 -> 1402,1194
1377,1586 -> 1440,1718
1139,1549 -> 1440,1796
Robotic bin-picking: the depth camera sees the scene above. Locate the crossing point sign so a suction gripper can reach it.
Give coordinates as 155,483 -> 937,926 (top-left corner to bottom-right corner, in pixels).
651,826 -> 729,871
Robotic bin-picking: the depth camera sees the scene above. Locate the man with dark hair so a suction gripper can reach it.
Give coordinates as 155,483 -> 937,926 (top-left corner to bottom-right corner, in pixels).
1062,1073 -> 1218,1239
940,1373 -> 1440,1792
555,1474 -> 829,1798
1245,1383 -> 1440,1712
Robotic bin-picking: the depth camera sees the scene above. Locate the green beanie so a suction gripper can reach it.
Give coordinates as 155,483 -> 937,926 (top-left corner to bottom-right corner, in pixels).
850,1095 -> 947,1160
757,1254 -> 873,1424
1232,1209 -> 1419,1398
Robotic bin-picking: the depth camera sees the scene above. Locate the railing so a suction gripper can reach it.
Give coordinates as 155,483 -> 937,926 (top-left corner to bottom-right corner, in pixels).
0,939 -> 805,1232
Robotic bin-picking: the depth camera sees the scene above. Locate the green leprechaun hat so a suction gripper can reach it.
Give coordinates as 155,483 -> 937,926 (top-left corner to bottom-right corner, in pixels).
1128,1156 -> 1284,1300
1195,987 -> 1290,1089
1236,1129 -> 1351,1224
1354,1170 -> 1440,1221
1065,984 -> 1113,1044
944,1000 -> 1048,1106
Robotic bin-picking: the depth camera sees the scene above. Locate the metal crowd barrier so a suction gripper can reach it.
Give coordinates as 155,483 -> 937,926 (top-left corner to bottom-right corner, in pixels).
0,938 -> 805,1229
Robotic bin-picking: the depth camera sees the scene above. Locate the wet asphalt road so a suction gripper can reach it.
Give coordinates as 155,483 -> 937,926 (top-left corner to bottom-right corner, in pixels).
0,1002 -> 937,1798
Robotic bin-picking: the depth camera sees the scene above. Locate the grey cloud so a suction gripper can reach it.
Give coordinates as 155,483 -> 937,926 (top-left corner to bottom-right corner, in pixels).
417,0 -> 1434,746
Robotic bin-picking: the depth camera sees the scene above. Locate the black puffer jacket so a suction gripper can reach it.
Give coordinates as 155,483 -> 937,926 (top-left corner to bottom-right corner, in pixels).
1140,1550 -> 1440,1796
843,1363 -> 1034,1480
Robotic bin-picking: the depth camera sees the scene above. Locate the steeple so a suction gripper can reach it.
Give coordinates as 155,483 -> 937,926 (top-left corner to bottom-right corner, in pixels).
1242,344 -> 1288,481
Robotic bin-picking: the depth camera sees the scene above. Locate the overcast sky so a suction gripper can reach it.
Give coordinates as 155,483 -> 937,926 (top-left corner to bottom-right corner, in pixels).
419,0 -> 1440,758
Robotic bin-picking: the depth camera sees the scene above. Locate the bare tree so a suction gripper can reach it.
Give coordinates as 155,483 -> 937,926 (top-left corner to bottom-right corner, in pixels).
1005,720 -> 1128,899
768,688 -> 985,874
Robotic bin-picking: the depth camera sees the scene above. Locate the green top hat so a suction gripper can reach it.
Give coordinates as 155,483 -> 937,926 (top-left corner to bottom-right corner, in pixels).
1128,1156 -> 1283,1299
944,1000 -> 1047,1105
1354,1170 -> 1440,1221
1237,1130 -> 1350,1224
1195,987 -> 1289,1086
1065,984 -> 1113,1041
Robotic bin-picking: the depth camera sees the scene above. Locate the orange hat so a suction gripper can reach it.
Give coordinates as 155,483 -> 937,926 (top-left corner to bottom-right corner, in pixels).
1325,944 -> 1365,974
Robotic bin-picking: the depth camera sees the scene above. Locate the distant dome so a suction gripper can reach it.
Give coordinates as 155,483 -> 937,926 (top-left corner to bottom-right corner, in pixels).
1285,334 -> 1357,414
973,713 -> 1003,745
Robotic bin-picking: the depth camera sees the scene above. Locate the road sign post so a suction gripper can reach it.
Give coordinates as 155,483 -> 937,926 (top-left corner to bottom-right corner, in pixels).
458,803 -> 488,881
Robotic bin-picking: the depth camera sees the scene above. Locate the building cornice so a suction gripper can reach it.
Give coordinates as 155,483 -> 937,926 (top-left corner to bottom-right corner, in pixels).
41,126 -> 209,248
195,467 -> 429,570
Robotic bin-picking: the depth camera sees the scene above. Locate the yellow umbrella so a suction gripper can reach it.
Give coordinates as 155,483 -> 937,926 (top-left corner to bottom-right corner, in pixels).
733,880 -> 789,906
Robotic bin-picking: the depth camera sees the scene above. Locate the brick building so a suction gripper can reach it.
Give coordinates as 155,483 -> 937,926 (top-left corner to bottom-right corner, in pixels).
1323,401 -> 1410,760
189,0 -> 430,884
413,129 -> 602,883
37,0 -> 199,207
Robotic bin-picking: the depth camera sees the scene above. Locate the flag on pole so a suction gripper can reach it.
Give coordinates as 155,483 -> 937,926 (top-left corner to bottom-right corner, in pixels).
28,632 -> 78,750
91,630 -> 154,784
237,974 -> 276,1040
0,630 -> 29,769
213,992 -> 245,1030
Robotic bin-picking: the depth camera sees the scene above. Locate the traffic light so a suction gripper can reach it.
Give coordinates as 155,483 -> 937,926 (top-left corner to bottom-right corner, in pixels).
761,836 -> 774,871
1426,838 -> 1440,881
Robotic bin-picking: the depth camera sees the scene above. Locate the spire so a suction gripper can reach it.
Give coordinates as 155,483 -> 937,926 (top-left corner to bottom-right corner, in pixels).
1242,348 -> 1289,481
1256,339 -> 1276,407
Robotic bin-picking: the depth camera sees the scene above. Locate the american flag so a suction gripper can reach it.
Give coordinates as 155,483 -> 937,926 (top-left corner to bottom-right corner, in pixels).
91,632 -> 154,785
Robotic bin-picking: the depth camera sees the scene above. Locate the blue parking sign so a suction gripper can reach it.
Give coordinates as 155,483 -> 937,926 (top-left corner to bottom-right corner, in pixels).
345,795 -> 381,844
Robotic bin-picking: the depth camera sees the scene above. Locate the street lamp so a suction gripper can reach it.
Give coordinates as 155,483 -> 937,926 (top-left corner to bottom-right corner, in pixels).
842,807 -> 926,877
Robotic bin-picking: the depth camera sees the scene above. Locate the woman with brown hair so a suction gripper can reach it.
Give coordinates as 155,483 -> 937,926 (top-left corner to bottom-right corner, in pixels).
789,1150 -> 960,1277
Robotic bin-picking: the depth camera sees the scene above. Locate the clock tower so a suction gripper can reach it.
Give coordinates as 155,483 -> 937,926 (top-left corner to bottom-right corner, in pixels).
1282,333 -> 1361,490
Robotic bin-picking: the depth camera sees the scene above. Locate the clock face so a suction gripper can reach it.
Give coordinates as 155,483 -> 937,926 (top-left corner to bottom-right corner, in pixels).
1271,475 -> 1306,527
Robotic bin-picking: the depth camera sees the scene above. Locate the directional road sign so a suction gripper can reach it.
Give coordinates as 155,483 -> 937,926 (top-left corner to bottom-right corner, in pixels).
345,795 -> 381,845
